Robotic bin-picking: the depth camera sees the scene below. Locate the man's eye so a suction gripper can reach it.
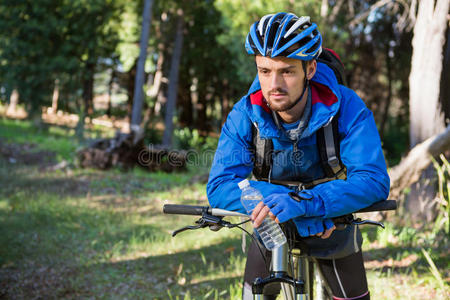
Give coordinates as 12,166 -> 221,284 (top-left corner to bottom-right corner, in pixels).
283,70 -> 294,74
259,69 -> 269,74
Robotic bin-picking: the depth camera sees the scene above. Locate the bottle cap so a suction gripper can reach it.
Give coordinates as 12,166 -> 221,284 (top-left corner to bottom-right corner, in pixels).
238,179 -> 250,190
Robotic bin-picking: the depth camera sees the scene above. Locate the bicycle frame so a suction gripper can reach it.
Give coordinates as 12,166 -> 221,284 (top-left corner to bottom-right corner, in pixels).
254,243 -> 330,300
164,206 -> 325,300
163,200 -> 397,300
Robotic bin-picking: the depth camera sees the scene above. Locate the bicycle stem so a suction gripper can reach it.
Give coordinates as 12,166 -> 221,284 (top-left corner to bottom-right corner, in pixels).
272,244 -> 288,272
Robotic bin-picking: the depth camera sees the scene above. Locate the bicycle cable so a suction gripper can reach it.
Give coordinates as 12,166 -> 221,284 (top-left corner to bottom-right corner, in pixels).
234,223 -> 269,269
287,223 -> 296,277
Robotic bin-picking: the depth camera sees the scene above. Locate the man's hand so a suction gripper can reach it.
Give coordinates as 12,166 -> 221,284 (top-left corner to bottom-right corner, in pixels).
251,201 -> 335,239
292,216 -> 336,238
317,226 -> 336,239
251,202 -> 275,228
262,192 -> 325,223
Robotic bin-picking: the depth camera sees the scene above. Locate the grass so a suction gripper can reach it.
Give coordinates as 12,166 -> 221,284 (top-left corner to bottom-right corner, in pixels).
0,118 -> 448,299
0,118 -> 115,162
0,154 -> 245,299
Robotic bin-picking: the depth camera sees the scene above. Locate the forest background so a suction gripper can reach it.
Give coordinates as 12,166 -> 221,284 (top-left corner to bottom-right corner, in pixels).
0,0 -> 449,299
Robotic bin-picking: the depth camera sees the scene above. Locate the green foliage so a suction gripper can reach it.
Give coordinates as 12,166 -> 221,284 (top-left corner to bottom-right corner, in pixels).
0,0 -> 59,114
421,248 -> 446,292
173,127 -> 218,151
382,115 -> 410,166
116,1 -> 140,72
0,0 -> 416,153
432,155 -> 450,236
144,126 -> 163,145
0,0 -> 122,117
214,0 -> 320,85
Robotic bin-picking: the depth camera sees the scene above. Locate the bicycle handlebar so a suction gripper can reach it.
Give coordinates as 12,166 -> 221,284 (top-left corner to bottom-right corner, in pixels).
163,205 -> 248,217
163,204 -> 208,216
355,199 -> 397,212
163,200 -> 397,217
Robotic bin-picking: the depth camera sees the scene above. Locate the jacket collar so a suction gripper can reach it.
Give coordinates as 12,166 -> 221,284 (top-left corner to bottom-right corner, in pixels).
245,62 -> 341,139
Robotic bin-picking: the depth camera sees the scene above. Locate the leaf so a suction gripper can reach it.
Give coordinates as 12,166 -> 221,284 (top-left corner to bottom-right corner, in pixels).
421,248 -> 446,291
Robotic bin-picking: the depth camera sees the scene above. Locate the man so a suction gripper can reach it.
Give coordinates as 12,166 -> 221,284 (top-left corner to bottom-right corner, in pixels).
207,13 -> 389,300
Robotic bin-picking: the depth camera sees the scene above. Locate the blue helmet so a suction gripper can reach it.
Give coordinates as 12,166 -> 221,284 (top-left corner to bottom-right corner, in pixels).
245,13 -> 322,61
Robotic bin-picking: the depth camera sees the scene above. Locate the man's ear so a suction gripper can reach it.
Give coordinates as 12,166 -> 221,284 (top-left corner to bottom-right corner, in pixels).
306,60 -> 317,80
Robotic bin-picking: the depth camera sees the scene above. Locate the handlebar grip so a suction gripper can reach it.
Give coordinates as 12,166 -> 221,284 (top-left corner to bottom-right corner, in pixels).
163,204 -> 209,216
355,200 -> 397,213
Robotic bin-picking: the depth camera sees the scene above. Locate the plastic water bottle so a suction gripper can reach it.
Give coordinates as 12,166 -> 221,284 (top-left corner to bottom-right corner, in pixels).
238,179 -> 286,250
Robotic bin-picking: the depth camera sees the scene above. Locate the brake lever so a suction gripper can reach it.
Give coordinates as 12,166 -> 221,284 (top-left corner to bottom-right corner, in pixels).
352,218 -> 385,229
334,215 -> 385,230
172,224 -> 205,237
172,214 -> 227,237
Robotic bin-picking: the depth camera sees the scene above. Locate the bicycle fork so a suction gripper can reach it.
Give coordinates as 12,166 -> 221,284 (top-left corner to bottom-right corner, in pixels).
252,243 -> 307,300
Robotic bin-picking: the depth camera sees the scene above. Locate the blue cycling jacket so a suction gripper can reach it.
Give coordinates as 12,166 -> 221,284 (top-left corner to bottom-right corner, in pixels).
207,62 -> 390,219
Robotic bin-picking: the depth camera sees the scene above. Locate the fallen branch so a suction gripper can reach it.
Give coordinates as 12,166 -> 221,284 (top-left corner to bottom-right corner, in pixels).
389,125 -> 450,199
77,131 -> 187,172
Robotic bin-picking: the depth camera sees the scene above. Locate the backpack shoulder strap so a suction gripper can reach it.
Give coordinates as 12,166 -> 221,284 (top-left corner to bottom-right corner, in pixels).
316,113 -> 347,180
317,48 -> 347,86
251,123 -> 273,180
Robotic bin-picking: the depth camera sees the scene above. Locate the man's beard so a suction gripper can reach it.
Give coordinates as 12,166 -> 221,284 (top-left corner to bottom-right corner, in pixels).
269,98 -> 299,112
266,88 -> 297,112
267,95 -> 300,112
267,82 -> 308,112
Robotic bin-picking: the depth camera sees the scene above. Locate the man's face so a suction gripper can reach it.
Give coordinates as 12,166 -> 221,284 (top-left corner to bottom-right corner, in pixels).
255,55 -> 313,112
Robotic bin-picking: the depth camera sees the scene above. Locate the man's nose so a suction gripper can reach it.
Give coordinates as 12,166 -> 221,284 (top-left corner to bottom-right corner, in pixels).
270,73 -> 283,91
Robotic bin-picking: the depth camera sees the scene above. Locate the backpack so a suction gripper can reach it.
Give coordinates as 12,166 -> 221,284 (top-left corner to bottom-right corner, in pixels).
251,48 -> 347,190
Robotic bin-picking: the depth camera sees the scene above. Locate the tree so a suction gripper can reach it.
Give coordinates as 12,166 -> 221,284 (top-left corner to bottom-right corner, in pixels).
0,0 -> 61,119
162,12 -> 184,147
409,0 -> 449,147
6,89 -> 19,116
0,0 -> 122,122
390,125 -> 450,200
405,0 -> 449,221
130,0 -> 154,131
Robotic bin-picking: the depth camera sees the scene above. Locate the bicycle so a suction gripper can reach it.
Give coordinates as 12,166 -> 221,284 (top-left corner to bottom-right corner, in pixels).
163,200 -> 397,300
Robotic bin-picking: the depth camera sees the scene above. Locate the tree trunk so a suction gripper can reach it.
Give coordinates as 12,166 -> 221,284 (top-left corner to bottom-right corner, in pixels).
126,59 -> 138,120
320,0 -> 329,18
178,77 -> 193,126
409,0 -> 448,147
6,89 -> 19,116
220,79 -> 230,126
51,79 -> 59,113
196,82 -> 208,131
389,125 -> 450,221
162,13 -> 184,147
142,44 -> 165,125
379,44 -> 393,139
147,44 -> 164,100
191,77 -> 199,126
107,69 -> 115,117
406,0 -> 449,222
440,27 -> 450,126
390,125 -> 450,198
82,62 -> 95,117
130,0 -> 154,131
